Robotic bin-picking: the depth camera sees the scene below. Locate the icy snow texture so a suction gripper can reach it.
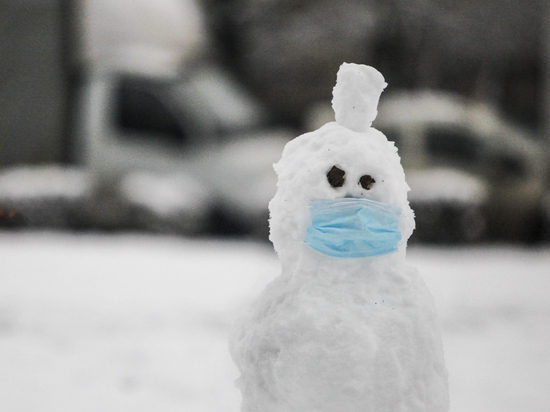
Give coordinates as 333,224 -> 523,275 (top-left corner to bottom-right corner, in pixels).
230,63 -> 449,412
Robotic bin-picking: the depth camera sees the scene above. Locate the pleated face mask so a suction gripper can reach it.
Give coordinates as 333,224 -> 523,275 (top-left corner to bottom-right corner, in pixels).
305,197 -> 402,258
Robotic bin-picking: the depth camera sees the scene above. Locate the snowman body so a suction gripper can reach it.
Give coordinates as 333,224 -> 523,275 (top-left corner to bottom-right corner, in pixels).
230,64 -> 449,412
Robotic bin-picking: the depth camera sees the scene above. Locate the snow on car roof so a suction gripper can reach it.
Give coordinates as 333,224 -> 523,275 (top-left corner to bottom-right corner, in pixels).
376,91 -> 469,125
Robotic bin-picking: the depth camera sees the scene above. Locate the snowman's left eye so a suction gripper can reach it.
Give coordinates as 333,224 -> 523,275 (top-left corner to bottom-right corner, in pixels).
359,174 -> 376,190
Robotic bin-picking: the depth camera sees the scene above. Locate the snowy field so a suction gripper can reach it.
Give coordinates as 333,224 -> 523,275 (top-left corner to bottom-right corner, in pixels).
0,232 -> 549,412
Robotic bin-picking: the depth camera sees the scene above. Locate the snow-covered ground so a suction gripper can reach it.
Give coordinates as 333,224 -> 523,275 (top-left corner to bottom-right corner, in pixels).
0,232 -> 548,412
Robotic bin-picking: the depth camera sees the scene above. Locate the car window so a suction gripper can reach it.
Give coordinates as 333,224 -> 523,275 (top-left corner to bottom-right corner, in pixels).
115,76 -> 188,146
426,127 -> 481,165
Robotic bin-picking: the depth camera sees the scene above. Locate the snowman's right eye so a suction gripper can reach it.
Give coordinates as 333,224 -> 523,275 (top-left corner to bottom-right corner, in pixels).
327,166 -> 345,188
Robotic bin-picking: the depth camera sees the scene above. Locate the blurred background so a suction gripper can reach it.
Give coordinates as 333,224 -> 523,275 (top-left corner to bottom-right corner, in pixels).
1,0 -> 549,242
1,0 -> 550,411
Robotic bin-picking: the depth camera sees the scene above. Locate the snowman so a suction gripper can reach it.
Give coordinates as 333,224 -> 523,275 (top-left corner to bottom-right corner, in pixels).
230,63 -> 449,412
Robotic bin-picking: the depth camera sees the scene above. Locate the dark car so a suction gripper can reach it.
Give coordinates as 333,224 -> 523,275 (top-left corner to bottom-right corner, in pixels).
374,91 -> 549,242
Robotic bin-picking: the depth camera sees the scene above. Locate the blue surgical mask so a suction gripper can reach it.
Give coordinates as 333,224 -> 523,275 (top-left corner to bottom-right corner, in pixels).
305,197 -> 402,258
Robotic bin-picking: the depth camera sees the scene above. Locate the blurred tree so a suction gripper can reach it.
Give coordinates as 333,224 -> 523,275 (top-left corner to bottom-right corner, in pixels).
202,0 -> 382,126
374,0 -> 545,129
202,0 -> 545,131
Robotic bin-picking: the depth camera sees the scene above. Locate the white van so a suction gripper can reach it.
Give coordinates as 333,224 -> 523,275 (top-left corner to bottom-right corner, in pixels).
76,66 -> 292,235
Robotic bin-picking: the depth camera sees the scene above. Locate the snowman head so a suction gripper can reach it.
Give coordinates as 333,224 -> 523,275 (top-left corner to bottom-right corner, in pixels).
269,63 -> 415,262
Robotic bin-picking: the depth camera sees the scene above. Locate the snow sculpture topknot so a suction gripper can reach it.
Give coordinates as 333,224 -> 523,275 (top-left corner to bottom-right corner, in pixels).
332,63 -> 387,132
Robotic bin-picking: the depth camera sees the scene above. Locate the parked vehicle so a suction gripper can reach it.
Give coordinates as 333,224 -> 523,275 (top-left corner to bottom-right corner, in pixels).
75,65 -> 293,235
374,91 -> 549,242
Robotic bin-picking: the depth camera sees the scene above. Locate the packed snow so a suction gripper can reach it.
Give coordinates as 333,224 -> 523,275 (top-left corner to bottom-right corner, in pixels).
0,232 -> 549,412
230,64 -> 447,412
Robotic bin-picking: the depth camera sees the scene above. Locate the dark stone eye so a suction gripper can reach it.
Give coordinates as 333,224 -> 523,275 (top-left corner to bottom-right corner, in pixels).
327,166 -> 345,188
359,174 -> 376,190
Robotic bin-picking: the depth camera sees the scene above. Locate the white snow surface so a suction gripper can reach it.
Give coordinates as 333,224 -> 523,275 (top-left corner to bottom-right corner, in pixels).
230,64 -> 446,412
0,233 -> 549,412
